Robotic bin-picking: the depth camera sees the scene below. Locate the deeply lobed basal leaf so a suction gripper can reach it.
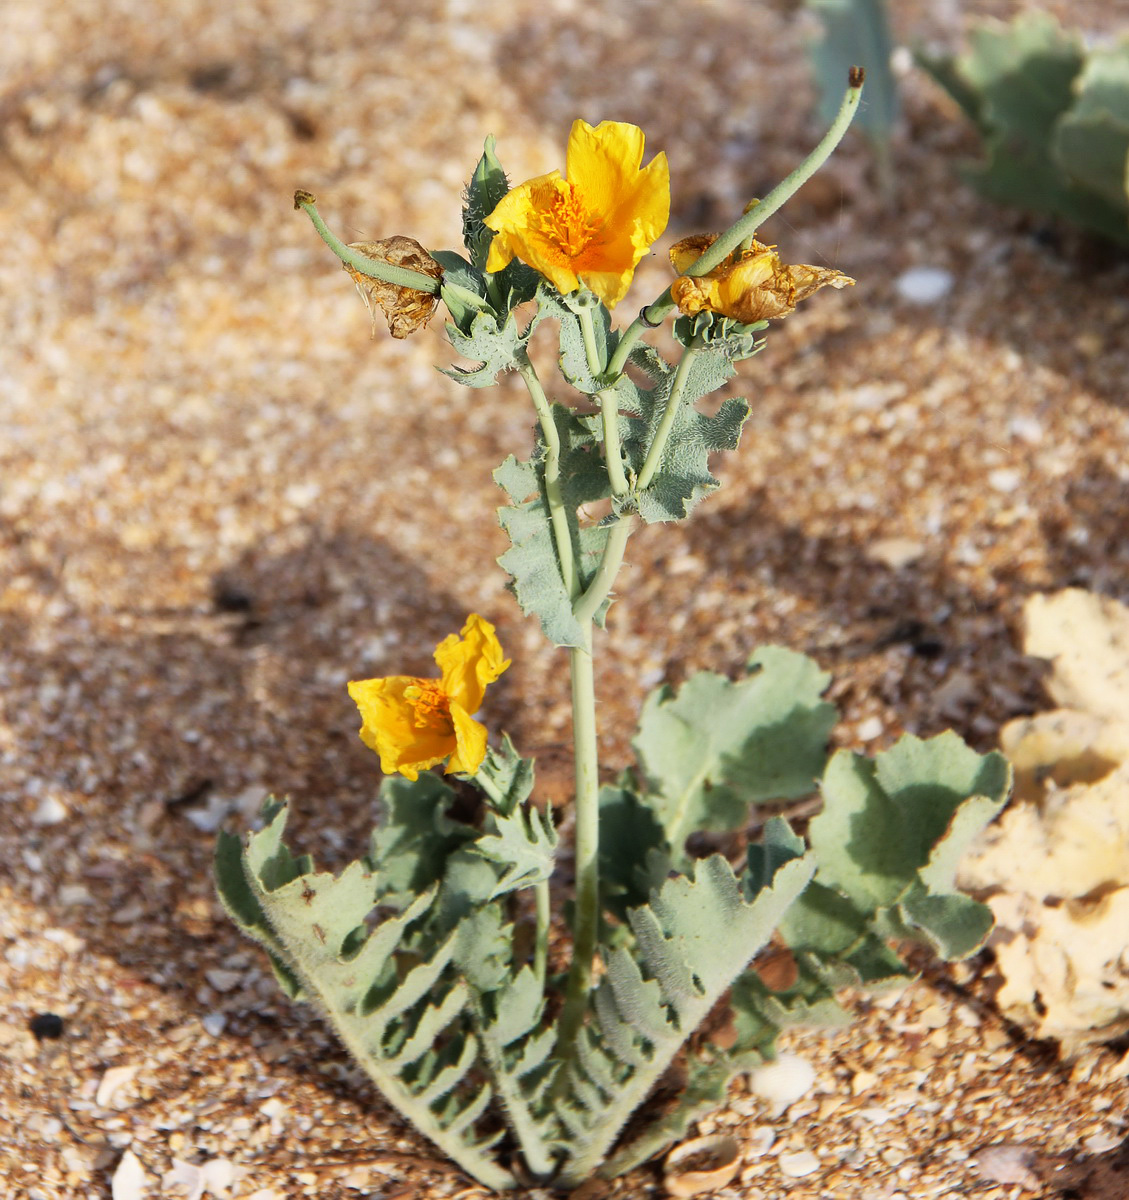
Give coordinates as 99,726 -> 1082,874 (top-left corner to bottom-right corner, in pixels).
552,850 -> 815,1186
730,731 -> 1012,1048
216,801 -> 519,1191
632,646 -> 836,864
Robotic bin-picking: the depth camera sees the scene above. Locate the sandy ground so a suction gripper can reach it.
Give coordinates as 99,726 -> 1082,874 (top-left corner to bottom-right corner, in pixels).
3,0 -> 1129,1196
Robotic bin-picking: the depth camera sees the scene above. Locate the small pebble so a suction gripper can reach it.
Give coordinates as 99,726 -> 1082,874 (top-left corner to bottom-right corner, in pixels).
894,266 -> 953,304
29,1012 -> 64,1040
745,1126 -> 775,1158
747,1053 -> 816,1117
201,1013 -> 228,1037
973,1143 -> 1040,1189
987,468 -> 1022,494
1083,1130 -> 1122,1154
204,968 -> 243,993
111,1149 -> 148,1200
851,1069 -> 880,1096
856,715 -> 885,741
778,1149 -> 820,1178
32,795 -> 68,825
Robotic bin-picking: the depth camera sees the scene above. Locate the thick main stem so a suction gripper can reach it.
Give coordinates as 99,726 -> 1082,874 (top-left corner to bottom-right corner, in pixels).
557,629 -> 600,1055
554,514 -> 634,1062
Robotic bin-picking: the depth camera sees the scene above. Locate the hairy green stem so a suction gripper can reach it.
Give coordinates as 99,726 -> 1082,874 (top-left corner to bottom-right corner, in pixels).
573,516 -> 633,627
636,345 -> 700,492
533,878 -> 550,988
637,71 -> 865,329
576,300 -> 606,376
293,191 -> 442,293
555,513 -> 634,1068
516,350 -> 580,599
598,390 -> 630,498
557,629 -> 599,1059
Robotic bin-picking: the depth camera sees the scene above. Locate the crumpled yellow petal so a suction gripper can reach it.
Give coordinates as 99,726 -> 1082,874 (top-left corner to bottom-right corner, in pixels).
485,172 -> 581,296
446,703 -> 489,777
347,676 -> 453,781
669,233 -> 854,324
435,613 -> 511,715
347,614 -> 509,781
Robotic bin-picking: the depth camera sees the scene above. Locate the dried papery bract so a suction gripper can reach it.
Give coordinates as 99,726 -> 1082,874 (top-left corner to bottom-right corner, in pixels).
345,236 -> 444,338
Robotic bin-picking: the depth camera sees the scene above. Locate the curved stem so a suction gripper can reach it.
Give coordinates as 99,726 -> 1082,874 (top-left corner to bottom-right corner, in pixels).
516,350 -> 579,599
638,72 -> 864,328
573,516 -> 633,627
576,301 -> 605,377
598,390 -> 630,498
294,191 -> 442,294
636,345 -> 699,492
606,311 -> 652,378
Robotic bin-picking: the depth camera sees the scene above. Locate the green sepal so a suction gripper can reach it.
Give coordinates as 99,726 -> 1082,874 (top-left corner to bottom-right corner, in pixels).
672,312 -> 767,361
432,250 -> 488,334
462,134 -> 510,271
632,647 -> 835,865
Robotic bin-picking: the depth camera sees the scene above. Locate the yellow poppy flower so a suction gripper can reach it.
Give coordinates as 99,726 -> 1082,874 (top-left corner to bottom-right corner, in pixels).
347,614 -> 511,781
669,233 -> 854,324
484,119 -> 670,310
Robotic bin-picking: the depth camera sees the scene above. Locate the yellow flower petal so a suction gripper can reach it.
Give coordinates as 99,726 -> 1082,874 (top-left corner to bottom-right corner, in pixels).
435,613 -> 511,715
483,120 -> 669,309
446,703 -> 489,776
348,615 -> 509,780
347,675 -> 454,780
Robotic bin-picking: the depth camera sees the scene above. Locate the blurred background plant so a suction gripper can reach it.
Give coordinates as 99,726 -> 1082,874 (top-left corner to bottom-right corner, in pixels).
804,0 -> 900,195
802,4 -> 1129,246
919,11 -> 1129,246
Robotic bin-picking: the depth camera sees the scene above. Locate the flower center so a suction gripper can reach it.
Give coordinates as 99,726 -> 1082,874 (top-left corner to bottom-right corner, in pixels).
404,679 -> 454,733
542,185 -> 603,258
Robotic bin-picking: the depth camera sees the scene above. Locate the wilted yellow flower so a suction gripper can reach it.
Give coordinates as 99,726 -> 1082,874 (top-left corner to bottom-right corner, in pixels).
484,119 -> 670,309
348,614 -> 510,781
669,233 -> 854,324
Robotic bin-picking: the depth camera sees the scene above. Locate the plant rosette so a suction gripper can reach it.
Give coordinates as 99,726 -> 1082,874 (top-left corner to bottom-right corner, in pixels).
216,75 -> 1013,1192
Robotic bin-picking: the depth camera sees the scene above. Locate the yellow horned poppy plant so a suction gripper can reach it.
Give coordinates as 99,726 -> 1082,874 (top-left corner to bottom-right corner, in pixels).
348,614 -> 510,781
670,233 -> 854,324
484,119 -> 670,309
